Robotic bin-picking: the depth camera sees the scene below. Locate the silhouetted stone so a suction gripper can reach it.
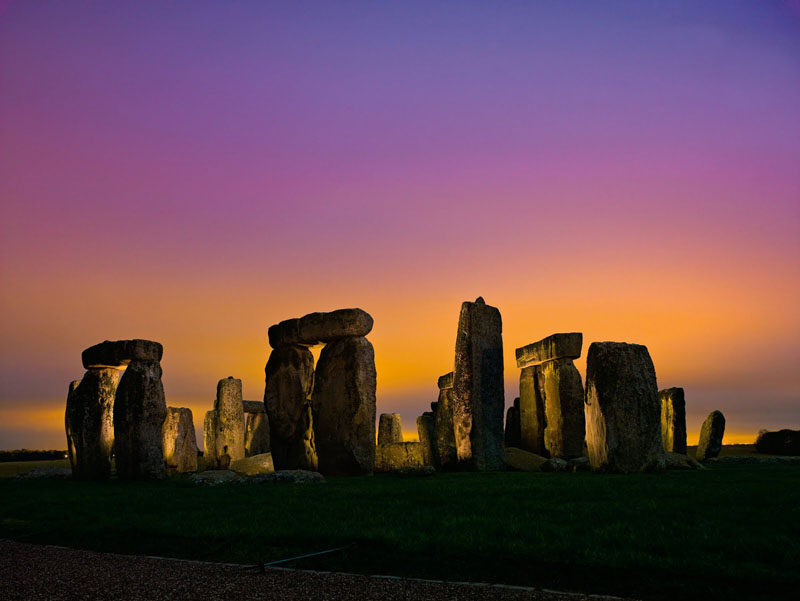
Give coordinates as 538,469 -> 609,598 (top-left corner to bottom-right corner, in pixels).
231,452 -> 275,476
82,339 -> 163,369
162,407 -> 198,473
268,308 -> 373,348
312,336 -> 376,475
434,374 -> 457,470
754,429 -> 800,455
659,387 -> 687,454
539,358 -> 585,459
437,371 -> 454,390
245,411 -> 270,457
697,410 -> 726,461
65,368 -> 118,480
264,345 -> 317,470
453,297 -> 505,471
378,413 -> 403,444
519,366 -> 546,455
214,377 -> 246,465
504,398 -> 521,448
584,342 -> 665,473
242,400 -> 265,414
114,359 -> 167,480
515,333 -> 582,368
374,442 -> 425,472
504,447 -> 547,471
417,412 -> 436,466
541,457 -> 570,472
203,410 -> 218,469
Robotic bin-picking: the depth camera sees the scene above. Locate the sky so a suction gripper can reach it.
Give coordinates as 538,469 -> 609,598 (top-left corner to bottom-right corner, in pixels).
1,1 -> 798,450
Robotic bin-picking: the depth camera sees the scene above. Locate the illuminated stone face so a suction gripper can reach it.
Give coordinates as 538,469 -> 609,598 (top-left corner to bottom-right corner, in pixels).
244,412 -> 270,457
374,442 -> 425,472
214,377 -> 246,465
659,387 -> 687,454
203,410 -> 219,469
378,413 -> 403,445
162,407 -> 198,473
416,412 -> 436,467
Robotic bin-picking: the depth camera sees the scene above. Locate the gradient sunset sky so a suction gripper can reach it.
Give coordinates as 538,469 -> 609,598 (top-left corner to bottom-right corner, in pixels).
1,1 -> 798,450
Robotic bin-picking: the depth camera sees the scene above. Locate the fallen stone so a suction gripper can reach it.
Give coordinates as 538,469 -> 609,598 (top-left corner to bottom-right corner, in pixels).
754,429 -> 800,456
190,470 -> 242,485
664,452 -> 699,470
659,387 -> 687,454
374,442 -> 426,472
504,398 -> 521,448
248,469 -> 326,484
242,400 -> 266,414
378,413 -> 403,444
245,411 -> 271,457
203,410 -> 218,470
312,336 -> 376,475
214,377 -> 246,465
519,366 -> 546,456
230,452 -> 275,476
584,342 -> 665,473
515,333 -> 582,368
504,447 -> 547,472
541,457 -> 570,472
268,308 -> 373,348
82,339 -> 163,369
162,407 -> 198,473
114,359 -> 167,480
452,297 -> 505,471
437,372 -> 454,390
264,345 -> 317,470
417,412 -> 436,466
697,410 -> 726,461
434,375 -> 457,470
569,456 -> 591,472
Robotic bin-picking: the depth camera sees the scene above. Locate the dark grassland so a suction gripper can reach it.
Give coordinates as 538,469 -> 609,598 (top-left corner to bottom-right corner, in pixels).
1,465 -> 798,601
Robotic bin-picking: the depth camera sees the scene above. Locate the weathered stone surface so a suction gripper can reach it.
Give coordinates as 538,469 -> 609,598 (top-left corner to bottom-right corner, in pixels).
541,457 -> 570,472
242,400 -> 265,414
248,469 -> 326,484
504,398 -> 521,448
438,371 -> 454,390
515,333 -> 582,368
569,456 -> 591,472
114,360 -> 167,480
190,470 -> 242,485
519,366 -> 546,455
755,429 -> 800,455
378,413 -> 403,444
203,410 -> 218,469
664,452 -> 699,470
214,377 -> 246,465
268,308 -> 373,348
434,383 -> 457,470
82,339 -> 162,369
417,412 -> 436,467
312,336 -> 376,476
65,368 -> 118,480
697,410 -> 726,461
245,411 -> 270,457
539,358 -> 586,459
659,387 -> 687,454
264,345 -> 317,470
452,297 -> 505,471
162,407 -> 198,473
584,342 -> 665,473
230,452 -> 275,476
504,447 -> 547,471
374,442 -> 425,472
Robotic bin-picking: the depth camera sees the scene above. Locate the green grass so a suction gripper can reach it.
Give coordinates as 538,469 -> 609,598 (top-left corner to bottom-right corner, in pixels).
1,465 -> 798,600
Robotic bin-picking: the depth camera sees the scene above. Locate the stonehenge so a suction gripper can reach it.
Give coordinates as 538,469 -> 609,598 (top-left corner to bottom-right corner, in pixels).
697,410 -> 726,460
433,372 -> 457,470
504,398 -> 521,449
659,387 -> 687,454
584,342 -> 665,473
378,413 -> 403,444
213,377 -> 246,466
452,297 -> 506,471
374,442 -> 426,472
417,412 -> 436,467
203,410 -> 219,469
162,407 -> 198,473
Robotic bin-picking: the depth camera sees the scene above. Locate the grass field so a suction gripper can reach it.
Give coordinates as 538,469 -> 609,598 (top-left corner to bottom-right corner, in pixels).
1,462 -> 798,601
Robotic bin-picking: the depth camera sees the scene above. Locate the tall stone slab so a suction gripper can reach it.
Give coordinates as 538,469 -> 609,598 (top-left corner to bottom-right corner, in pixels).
434,373 -> 457,470
203,410 -> 219,469
519,366 -> 546,455
417,412 -> 436,467
697,410 -> 725,460
312,336 -> 376,476
584,342 -> 664,473
114,359 -> 167,480
452,297 -> 505,471
245,411 -> 271,457
264,345 -> 317,470
378,413 -> 403,444
659,387 -> 687,454
539,358 -> 585,459
162,407 -> 198,473
65,368 -> 119,480
214,377 -> 245,465
504,397 -> 521,448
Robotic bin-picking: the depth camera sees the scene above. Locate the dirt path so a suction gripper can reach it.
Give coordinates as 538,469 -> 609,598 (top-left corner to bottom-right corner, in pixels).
0,540 -> 633,601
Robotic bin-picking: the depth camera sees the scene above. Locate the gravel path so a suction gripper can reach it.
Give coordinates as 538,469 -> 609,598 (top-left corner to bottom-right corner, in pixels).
0,541 -> 633,601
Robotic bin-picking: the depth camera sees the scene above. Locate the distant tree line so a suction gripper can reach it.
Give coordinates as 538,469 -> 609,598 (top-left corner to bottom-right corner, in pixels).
0,449 -> 68,462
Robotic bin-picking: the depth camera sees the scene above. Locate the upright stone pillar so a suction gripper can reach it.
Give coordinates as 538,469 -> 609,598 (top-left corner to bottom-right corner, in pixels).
417,412 -> 436,467
64,368 -> 119,480
697,410 -> 725,460
203,410 -> 219,469
378,413 -> 403,444
659,387 -> 687,454
214,377 -> 245,465
584,342 -> 664,473
452,297 -> 505,471
162,407 -> 198,473
245,411 -> 271,457
434,372 -> 457,470
504,397 -> 521,448
519,366 -> 546,454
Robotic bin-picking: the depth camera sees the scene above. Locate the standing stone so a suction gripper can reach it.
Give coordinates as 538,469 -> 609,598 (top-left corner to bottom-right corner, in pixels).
697,410 -> 726,460
417,412 -> 436,467
203,410 -> 219,469
519,366 -> 546,455
452,297 -> 505,471
539,358 -> 585,459
312,336 -> 376,476
378,413 -> 403,444
659,387 -> 687,454
264,345 -> 317,470
584,342 -> 664,473
245,412 -> 271,457
434,373 -> 457,470
162,407 -> 198,473
504,398 -> 521,448
65,368 -> 119,480
214,377 -> 246,465
114,359 -> 167,480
